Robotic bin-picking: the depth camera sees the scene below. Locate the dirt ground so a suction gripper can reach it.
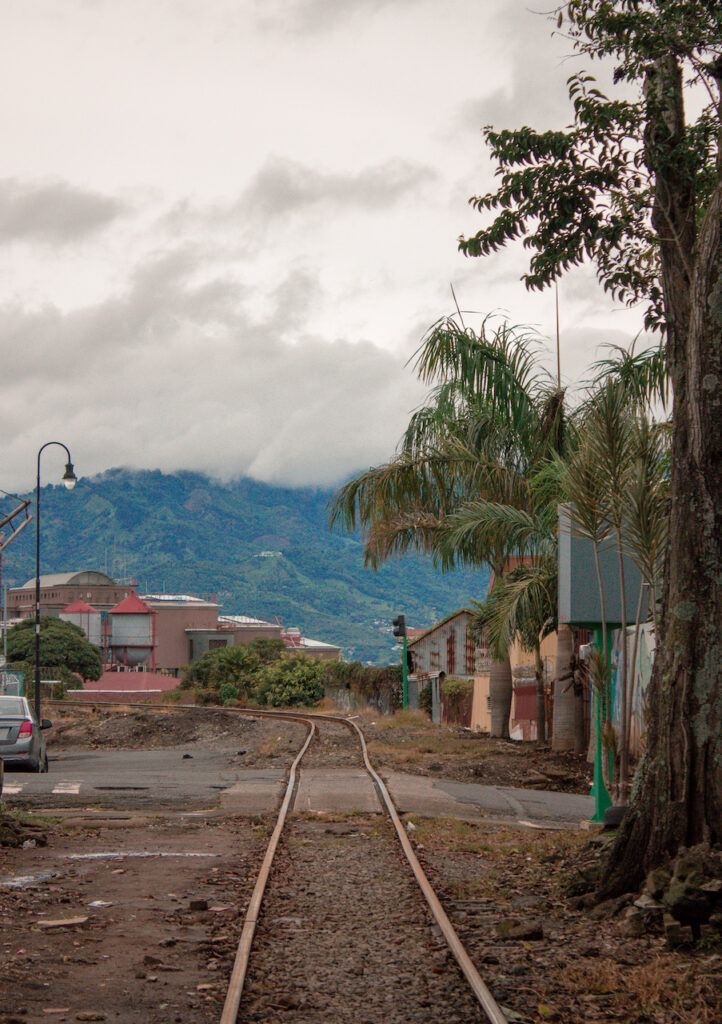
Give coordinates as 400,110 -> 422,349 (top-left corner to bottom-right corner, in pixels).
409,816 -> 722,1024
359,710 -> 591,793
45,704 -> 305,767
0,811 -> 268,1024
48,703 -> 592,793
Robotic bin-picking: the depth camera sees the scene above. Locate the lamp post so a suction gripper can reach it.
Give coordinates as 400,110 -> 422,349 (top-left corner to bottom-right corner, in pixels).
35,443 -> 77,721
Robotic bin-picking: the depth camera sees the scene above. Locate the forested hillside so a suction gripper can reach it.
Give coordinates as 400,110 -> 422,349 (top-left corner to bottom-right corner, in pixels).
1,469 -> 488,663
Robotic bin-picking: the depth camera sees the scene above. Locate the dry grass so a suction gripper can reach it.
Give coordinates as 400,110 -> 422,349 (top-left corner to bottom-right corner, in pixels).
413,815 -> 585,860
555,955 -> 722,1023
360,708 -> 488,768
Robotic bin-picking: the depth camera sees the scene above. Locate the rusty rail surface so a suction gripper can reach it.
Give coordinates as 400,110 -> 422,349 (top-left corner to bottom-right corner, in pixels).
47,699 -> 508,1024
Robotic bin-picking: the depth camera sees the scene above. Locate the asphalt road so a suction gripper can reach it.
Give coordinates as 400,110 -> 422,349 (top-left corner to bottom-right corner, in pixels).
2,744 -> 593,825
2,745 -> 258,810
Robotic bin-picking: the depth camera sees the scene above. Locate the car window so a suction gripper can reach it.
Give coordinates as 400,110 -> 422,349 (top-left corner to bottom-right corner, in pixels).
0,697 -> 26,716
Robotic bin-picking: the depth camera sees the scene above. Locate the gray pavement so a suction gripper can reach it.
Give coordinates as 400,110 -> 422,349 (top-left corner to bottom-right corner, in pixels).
294,767 -> 380,814
2,747 -> 593,826
2,746 -> 258,810
385,771 -> 593,826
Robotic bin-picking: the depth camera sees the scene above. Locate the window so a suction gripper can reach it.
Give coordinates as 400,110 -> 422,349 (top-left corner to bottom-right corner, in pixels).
464,629 -> 475,675
208,639 -> 228,650
446,631 -> 456,675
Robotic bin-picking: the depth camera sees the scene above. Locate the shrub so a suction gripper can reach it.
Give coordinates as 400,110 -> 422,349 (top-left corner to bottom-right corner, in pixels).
323,660 -> 402,711
6,618 -> 102,682
441,676 -> 473,716
419,682 -> 433,717
194,687 -> 220,706
254,657 -> 325,708
219,682 -> 240,705
184,638 -> 286,692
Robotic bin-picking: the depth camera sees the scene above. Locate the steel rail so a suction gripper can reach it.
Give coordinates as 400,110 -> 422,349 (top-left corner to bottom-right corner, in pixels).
46,699 -> 508,1024
219,716 -> 315,1024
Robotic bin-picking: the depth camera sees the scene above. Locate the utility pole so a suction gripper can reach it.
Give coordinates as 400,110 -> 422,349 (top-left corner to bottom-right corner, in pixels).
0,496 -> 33,693
555,280 -> 561,388
393,614 -> 408,709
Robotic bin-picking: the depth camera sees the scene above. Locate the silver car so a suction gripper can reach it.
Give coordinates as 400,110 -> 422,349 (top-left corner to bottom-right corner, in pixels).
0,695 -> 51,773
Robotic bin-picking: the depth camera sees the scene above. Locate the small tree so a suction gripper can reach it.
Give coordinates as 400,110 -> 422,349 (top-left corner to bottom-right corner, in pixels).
183,638 -> 285,694
254,657 -> 325,708
7,617 -> 102,683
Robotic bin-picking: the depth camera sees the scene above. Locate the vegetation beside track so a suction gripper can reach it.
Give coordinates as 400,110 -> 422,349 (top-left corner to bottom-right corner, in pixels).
409,817 -> 722,1024
360,710 -> 590,794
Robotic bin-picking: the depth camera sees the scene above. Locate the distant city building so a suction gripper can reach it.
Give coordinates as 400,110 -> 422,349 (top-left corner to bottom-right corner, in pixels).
8,569 -> 342,674
8,571 -> 132,618
281,627 -> 341,661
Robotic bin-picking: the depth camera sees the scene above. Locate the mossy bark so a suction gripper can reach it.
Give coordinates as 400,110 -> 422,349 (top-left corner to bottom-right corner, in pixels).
600,56 -> 722,896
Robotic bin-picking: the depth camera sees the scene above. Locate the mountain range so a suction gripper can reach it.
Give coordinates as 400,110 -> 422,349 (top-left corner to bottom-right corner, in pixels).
0,469 -> 489,664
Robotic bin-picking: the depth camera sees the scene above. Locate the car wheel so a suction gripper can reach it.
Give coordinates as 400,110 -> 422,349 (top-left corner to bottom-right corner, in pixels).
41,753 -> 49,773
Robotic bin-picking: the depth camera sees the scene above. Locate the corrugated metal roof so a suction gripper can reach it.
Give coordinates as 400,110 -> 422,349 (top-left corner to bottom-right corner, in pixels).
219,614 -> 275,627
297,637 -> 341,650
406,607 -> 475,647
282,631 -> 340,651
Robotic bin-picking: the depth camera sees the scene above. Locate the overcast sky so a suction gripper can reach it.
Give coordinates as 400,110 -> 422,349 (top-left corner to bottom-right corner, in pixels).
1,0 -> 649,493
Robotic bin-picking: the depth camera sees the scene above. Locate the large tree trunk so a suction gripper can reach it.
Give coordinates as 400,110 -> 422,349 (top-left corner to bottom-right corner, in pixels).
489,656 -> 512,738
601,56 -> 722,895
552,624 -> 576,750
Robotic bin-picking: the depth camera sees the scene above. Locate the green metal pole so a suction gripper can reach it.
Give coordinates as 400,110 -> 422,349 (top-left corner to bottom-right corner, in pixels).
402,634 -> 408,709
590,627 -> 612,822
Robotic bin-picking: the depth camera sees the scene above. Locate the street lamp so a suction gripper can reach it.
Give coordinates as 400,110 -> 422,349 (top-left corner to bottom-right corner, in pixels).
35,442 -> 77,721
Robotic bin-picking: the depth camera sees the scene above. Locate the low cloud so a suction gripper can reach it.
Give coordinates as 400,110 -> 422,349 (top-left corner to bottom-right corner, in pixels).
241,156 -> 436,218
0,178 -> 126,244
0,247 -> 425,492
166,156 -> 436,233
256,0 -> 421,34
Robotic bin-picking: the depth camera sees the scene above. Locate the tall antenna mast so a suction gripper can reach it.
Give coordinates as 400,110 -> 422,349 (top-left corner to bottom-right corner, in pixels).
450,283 -> 466,330
555,280 -> 561,387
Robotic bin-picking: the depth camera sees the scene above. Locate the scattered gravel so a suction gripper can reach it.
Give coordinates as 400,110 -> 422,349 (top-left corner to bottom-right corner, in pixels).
239,814 -> 485,1024
301,717 -> 362,768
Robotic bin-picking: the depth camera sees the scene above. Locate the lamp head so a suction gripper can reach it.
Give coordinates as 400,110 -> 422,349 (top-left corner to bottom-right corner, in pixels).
62,462 -> 77,491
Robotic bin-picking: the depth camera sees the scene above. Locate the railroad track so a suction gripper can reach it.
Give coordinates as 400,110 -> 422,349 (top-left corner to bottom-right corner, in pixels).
48,699 -> 508,1024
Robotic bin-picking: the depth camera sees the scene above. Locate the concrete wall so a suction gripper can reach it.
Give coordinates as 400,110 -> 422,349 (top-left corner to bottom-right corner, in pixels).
9,583 -> 132,618
149,604 -> 218,670
471,675 -> 492,733
229,625 -> 282,645
611,622 -> 655,757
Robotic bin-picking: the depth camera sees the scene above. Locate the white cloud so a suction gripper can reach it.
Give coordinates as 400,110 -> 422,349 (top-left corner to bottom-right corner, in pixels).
0,178 -> 126,243
255,0 -> 422,34
0,0 -> 650,494
0,248 -> 425,490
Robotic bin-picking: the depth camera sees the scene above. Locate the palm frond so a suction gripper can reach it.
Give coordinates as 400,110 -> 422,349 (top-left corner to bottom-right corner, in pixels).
472,559 -> 557,660
588,341 -> 670,410
621,417 -> 670,589
410,316 -> 550,440
443,501 -> 544,562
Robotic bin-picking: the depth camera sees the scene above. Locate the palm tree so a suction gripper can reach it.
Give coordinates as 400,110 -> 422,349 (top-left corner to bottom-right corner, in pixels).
559,368 -> 670,798
448,470 -> 559,741
330,315 -> 564,738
